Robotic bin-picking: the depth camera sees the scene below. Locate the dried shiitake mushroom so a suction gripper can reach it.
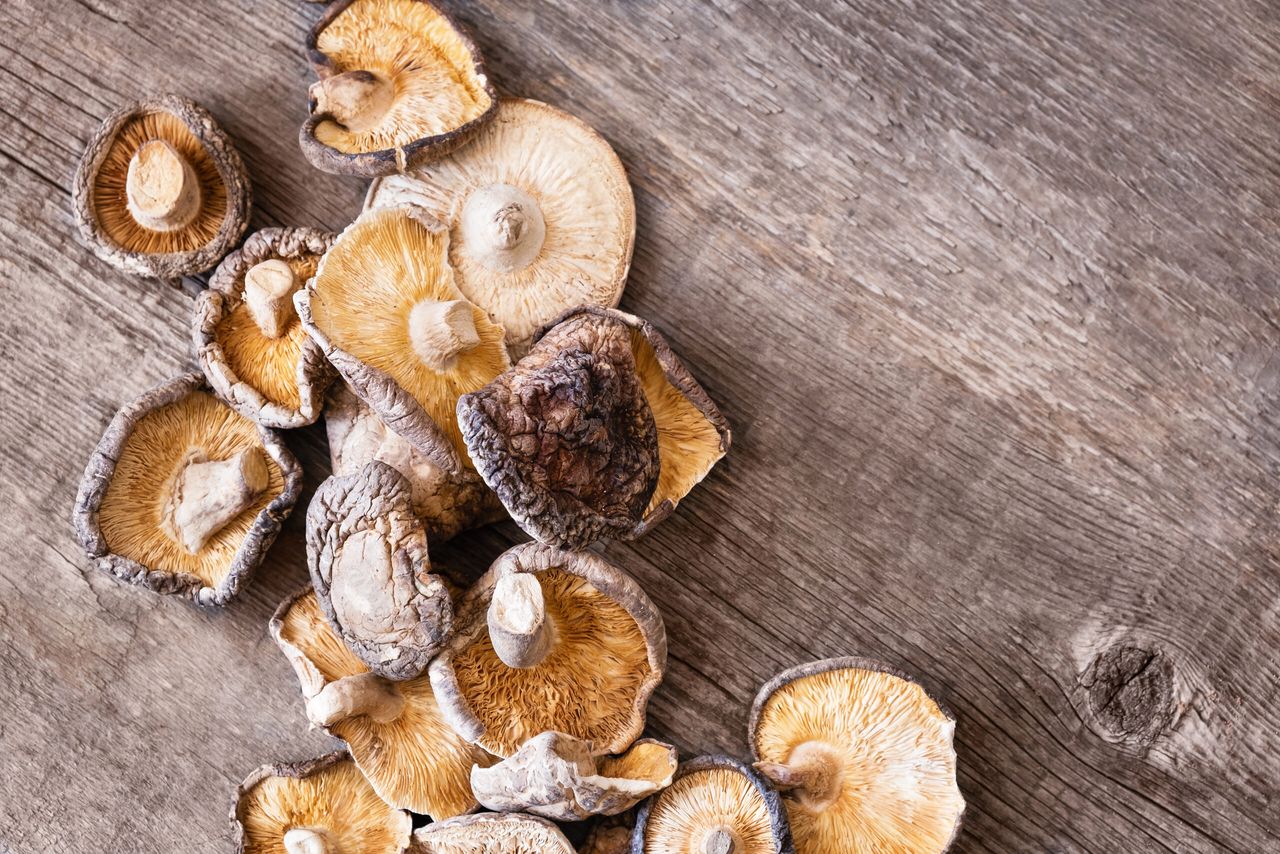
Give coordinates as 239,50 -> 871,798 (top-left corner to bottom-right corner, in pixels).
409,812 -> 575,854
297,205 -> 509,475
271,587 -> 492,819
366,98 -> 635,353
306,461 -> 452,680
72,373 -> 301,605
231,750 -> 411,854
72,94 -> 251,278
632,756 -> 794,854
429,542 -> 666,757
750,658 -> 965,854
459,306 -> 730,549
471,731 -> 677,821
302,0 -> 496,177
326,382 -> 505,542
195,227 -> 336,429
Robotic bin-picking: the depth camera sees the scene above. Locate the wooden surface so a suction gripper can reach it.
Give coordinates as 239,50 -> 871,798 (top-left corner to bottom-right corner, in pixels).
1,0 -> 1278,851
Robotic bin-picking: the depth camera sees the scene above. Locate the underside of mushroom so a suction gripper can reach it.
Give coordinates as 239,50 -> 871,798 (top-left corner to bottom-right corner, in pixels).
409,812 -> 575,853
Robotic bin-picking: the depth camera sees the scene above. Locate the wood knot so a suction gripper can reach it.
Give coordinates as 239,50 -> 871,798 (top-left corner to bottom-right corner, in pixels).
1081,644 -> 1174,746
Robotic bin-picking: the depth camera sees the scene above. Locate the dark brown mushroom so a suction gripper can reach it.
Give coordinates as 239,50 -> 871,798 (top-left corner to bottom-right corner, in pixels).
409,812 -> 575,853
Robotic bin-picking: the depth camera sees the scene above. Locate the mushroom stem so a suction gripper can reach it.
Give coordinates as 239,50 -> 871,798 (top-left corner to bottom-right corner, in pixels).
755,741 -> 844,812
283,828 -> 329,854
408,299 -> 481,372
126,139 -> 202,232
703,828 -> 739,854
309,70 -> 394,133
306,672 -> 404,727
244,259 -> 298,338
487,572 -> 555,669
164,447 -> 269,554
460,183 -> 546,273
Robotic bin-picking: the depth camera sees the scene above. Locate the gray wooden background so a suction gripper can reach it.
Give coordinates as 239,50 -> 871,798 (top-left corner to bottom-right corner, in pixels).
2,0 -> 1278,851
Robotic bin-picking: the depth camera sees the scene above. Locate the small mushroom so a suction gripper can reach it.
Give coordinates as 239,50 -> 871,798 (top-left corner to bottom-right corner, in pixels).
749,658 -> 965,854
583,814 -> 639,854
409,813 -> 575,854
471,731 -> 677,821
231,750 -> 411,854
366,98 -> 636,353
306,460 -> 452,680
302,0 -> 496,177
194,227 -> 337,429
271,587 -> 492,819
72,94 -> 251,278
631,756 -> 794,854
297,205 -> 509,476
458,307 -> 730,549
72,373 -> 301,605
429,542 -> 666,757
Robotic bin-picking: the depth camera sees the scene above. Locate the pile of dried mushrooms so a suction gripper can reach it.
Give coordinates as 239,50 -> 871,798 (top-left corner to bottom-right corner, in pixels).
68,1 -> 965,851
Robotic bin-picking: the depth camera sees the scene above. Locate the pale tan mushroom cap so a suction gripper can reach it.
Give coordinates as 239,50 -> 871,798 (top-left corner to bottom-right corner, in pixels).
641,766 -> 781,854
410,812 -> 575,854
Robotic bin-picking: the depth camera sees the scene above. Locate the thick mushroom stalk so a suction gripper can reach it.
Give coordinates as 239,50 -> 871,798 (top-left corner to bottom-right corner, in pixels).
283,827 -> 330,854
306,672 -> 405,728
164,447 -> 268,554
126,139 -> 202,232
755,740 -> 845,812
244,258 -> 298,338
703,828 -> 740,854
487,572 -> 555,669
460,183 -> 546,273
310,70 -> 394,134
408,298 -> 481,372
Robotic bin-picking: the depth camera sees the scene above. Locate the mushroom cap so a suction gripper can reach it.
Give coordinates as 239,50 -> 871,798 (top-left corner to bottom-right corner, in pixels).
231,750 -> 411,854
195,227 -> 337,429
471,731 -> 678,822
298,205 -> 510,477
301,0 -> 496,177
748,658 -> 965,854
325,382 -> 506,542
429,542 -> 667,757
271,587 -> 491,819
632,755 -> 794,854
71,372 -> 301,606
306,461 -> 452,680
365,98 -> 636,353
72,94 -> 251,278
409,812 -> 575,854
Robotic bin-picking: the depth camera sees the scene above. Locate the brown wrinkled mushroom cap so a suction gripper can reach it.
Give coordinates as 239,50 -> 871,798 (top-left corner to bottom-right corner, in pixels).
301,0 -> 496,177
72,94 -> 251,278
749,658 -> 964,854
306,461 -> 452,680
271,588 -> 492,819
632,756 -> 795,854
365,98 -> 635,353
195,227 -> 337,429
71,373 -> 301,606
429,542 -> 666,758
409,812 -> 575,854
459,307 -> 730,549
298,205 -> 510,477
231,750 -> 411,854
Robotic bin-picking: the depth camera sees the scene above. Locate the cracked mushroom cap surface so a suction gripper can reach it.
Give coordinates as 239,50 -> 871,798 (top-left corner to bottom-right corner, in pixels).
195,227 -> 337,429
271,587 -> 492,820
365,98 -> 635,353
232,750 -> 411,854
409,812 -> 575,854
429,542 -> 666,758
72,94 -> 251,278
302,0 -> 495,177
471,731 -> 678,822
72,373 -> 301,606
749,658 -> 965,854
298,205 -> 509,476
632,756 -> 794,854
459,307 -> 729,549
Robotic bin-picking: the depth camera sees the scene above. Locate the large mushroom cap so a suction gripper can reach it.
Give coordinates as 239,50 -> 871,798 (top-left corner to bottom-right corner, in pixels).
71,373 -> 301,605
749,658 -> 965,854
231,750 -> 411,854
72,94 -> 251,278
298,205 -> 509,476
195,227 -> 337,429
302,0 -> 496,177
271,587 -> 491,820
632,755 -> 795,854
409,812 -> 575,854
367,98 -> 636,354
429,542 -> 667,757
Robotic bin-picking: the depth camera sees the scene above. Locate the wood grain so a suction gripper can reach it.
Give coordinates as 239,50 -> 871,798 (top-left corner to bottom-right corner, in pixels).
2,0 -> 1278,851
